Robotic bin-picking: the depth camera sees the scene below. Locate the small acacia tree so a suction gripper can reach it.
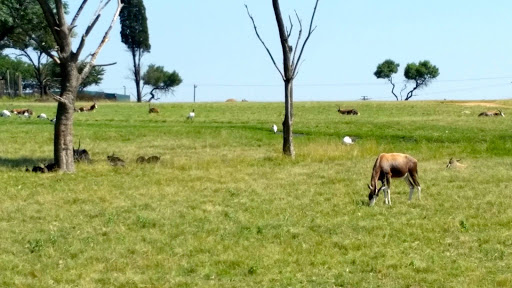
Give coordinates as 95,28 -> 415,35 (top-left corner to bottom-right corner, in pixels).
246,0 -> 320,158
142,64 -> 182,102
375,59 -> 439,101
374,59 -> 400,101
403,60 -> 439,100
36,0 -> 123,172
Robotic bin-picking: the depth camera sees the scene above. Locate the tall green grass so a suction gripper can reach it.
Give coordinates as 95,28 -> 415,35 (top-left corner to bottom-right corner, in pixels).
1,99 -> 511,287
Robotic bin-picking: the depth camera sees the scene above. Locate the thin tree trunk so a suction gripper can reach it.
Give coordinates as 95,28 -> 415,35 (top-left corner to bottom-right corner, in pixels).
131,48 -> 142,102
282,79 -> 294,157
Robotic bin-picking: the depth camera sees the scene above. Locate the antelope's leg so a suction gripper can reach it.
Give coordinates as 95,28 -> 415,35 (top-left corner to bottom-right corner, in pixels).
405,176 -> 415,201
385,174 -> 392,205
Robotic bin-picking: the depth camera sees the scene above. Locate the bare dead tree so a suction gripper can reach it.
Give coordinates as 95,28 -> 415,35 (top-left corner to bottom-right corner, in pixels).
35,0 -> 123,172
246,0 -> 320,158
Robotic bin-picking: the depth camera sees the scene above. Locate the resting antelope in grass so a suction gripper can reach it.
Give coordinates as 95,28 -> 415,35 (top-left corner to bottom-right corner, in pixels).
337,106 -> 359,115
367,153 -> 421,206
77,101 -> 98,112
148,104 -> 159,114
478,109 -> 504,117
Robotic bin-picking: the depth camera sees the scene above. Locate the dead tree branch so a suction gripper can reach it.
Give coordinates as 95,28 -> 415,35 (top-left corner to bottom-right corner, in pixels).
80,0 -> 123,82
245,4 -> 285,81
293,0 -> 319,77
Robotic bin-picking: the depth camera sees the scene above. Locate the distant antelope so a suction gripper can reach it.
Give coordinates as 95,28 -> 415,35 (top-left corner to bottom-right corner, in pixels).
337,106 -> 359,115
11,108 -> 33,116
446,158 -> 466,169
478,109 -> 504,117
149,104 -> 159,114
77,101 -> 98,112
367,153 -> 421,206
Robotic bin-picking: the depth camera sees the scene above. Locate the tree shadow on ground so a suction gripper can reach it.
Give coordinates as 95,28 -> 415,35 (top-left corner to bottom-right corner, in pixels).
0,157 -> 53,169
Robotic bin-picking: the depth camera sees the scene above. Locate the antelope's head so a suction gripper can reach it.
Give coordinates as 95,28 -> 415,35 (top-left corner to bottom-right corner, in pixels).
367,184 -> 383,206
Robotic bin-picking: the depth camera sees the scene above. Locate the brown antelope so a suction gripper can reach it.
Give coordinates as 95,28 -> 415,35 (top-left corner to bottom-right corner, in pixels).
77,101 -> 98,112
478,109 -> 504,117
367,153 -> 421,206
11,108 -> 33,116
149,104 -> 159,114
337,106 -> 359,115
446,158 -> 466,169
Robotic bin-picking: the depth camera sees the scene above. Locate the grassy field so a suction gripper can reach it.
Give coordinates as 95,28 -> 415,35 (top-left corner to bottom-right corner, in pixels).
1,99 -> 512,287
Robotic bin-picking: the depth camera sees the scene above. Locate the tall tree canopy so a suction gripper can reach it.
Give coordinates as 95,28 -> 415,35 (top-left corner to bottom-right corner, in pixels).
120,0 -> 150,103
142,64 -> 182,102
374,59 -> 400,101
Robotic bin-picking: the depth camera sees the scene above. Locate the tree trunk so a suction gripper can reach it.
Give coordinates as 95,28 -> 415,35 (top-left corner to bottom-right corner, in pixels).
282,79 -> 295,157
54,62 -> 78,172
131,48 -> 142,102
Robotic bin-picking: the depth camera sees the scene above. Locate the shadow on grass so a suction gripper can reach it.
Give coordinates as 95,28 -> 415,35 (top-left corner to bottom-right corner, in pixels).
0,157 -> 53,168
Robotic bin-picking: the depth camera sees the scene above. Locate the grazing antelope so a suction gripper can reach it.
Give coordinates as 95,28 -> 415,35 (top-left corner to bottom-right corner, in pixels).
478,109 -> 504,117
149,104 -> 159,114
337,106 -> 360,115
367,153 -> 421,206
77,101 -> 98,112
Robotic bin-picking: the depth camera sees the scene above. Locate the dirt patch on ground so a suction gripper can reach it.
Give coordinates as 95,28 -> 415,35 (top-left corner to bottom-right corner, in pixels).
454,102 -> 507,108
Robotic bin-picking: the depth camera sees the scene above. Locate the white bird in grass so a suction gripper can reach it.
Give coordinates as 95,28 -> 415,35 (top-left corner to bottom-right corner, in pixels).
1,110 -> 11,117
37,113 -> 47,119
50,118 -> 56,124
19,111 -> 30,118
187,109 -> 195,120
272,124 -> 278,134
342,136 -> 354,145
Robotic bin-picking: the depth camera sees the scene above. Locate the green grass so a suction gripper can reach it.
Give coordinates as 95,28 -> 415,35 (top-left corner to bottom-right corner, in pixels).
1,99 -> 512,287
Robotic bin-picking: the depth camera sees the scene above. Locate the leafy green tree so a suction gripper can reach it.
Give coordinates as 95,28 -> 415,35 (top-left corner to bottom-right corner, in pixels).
374,59 -> 400,101
120,0 -> 150,103
45,61 -> 106,92
0,0 -> 60,96
403,60 -> 440,100
142,64 -> 182,102
0,53 -> 34,95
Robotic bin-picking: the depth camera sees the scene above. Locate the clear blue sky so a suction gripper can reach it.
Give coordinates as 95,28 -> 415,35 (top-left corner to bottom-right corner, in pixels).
68,1 -> 512,102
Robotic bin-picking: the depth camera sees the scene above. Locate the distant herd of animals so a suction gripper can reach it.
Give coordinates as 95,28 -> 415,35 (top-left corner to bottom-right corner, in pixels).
1,102 -> 507,205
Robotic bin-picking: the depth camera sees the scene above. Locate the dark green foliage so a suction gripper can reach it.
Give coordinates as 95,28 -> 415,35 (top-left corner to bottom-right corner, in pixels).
374,59 -> 399,79
374,59 -> 400,101
142,64 -> 182,102
404,60 -> 440,100
45,61 -> 105,92
374,59 -> 440,101
0,53 -> 33,80
120,0 -> 150,52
